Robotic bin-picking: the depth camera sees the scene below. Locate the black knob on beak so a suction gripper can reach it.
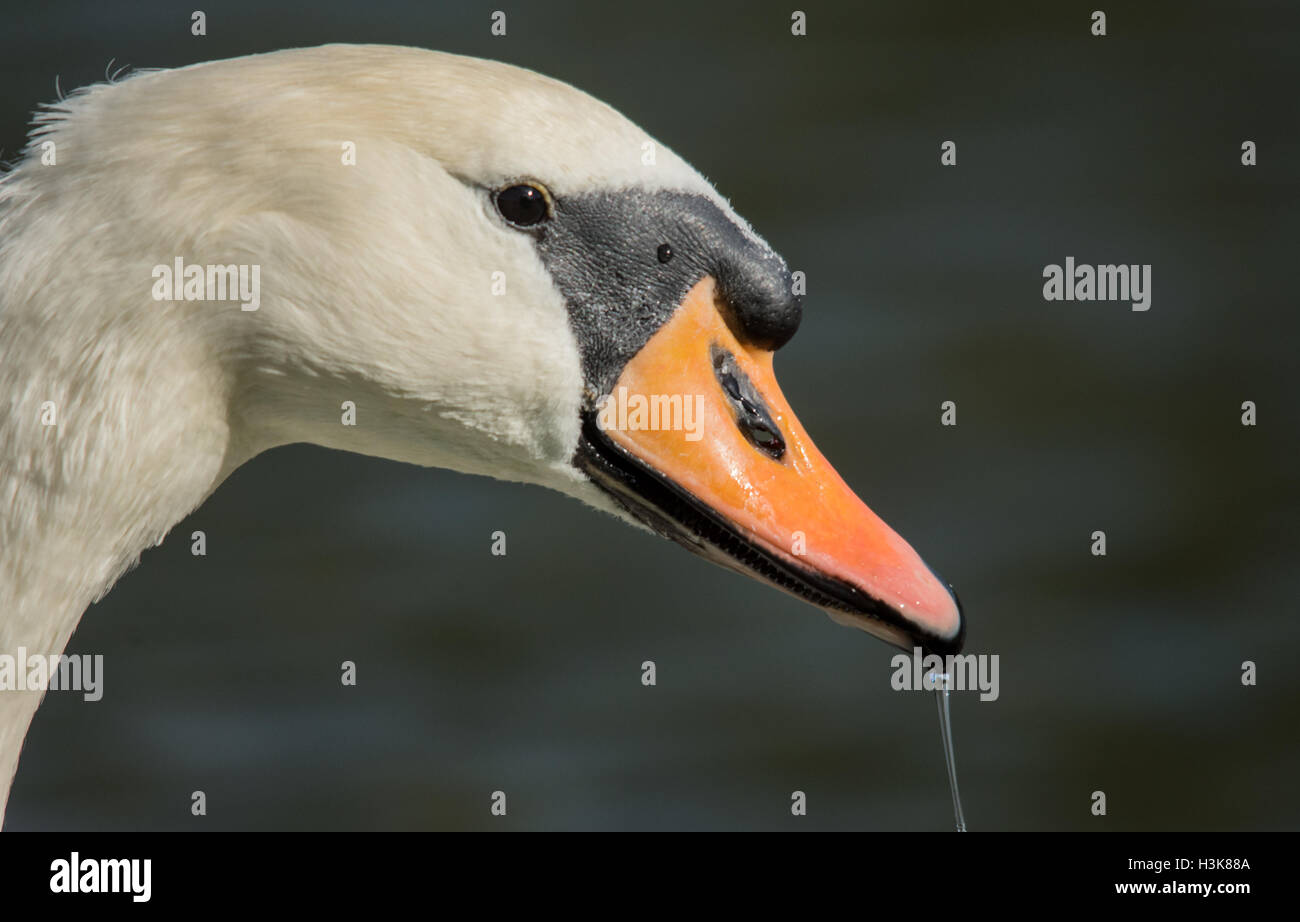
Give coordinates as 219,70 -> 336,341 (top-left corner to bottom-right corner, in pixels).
714,249 -> 802,351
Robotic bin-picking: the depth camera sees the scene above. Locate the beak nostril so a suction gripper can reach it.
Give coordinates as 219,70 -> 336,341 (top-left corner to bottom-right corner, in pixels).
740,415 -> 785,455
711,344 -> 786,460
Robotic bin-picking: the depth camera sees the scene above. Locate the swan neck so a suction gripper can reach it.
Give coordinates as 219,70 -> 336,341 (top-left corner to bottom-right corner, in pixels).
0,318 -> 233,826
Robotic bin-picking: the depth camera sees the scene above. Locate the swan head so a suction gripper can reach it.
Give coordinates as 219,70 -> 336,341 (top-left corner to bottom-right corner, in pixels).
14,45 -> 962,655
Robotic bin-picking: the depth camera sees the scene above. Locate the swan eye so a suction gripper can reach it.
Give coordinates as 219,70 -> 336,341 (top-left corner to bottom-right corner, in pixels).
495,183 -> 550,227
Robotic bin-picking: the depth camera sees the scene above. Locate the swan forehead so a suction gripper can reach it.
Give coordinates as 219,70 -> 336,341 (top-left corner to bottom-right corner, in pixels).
393,51 -> 714,199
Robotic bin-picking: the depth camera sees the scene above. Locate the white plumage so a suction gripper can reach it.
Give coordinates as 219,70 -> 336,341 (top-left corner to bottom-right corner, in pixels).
0,45 -> 745,825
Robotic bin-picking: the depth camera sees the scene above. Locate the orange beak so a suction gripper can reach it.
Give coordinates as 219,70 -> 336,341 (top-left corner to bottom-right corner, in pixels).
580,276 -> 963,654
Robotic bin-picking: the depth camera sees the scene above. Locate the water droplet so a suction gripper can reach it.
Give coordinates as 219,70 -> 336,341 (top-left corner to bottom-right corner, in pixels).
930,671 -> 967,832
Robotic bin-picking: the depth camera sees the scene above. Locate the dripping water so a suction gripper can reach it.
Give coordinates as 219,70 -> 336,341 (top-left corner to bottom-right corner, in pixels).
929,670 -> 967,832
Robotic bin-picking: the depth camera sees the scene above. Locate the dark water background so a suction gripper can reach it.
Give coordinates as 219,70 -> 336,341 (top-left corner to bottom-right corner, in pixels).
3,0 -> 1297,829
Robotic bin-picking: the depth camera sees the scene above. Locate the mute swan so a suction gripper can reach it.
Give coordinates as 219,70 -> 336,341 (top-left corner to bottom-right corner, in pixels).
0,44 -> 962,826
